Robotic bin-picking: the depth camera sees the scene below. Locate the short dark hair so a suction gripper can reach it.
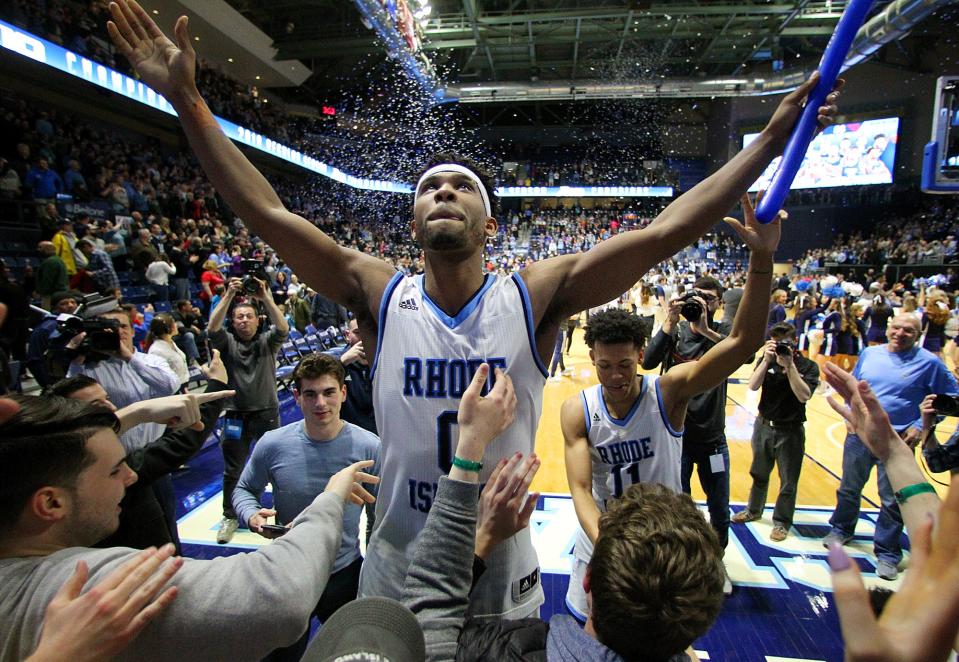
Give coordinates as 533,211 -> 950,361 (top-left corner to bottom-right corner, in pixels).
293,353 -> 346,389
583,309 -> 647,350
693,276 -> 723,295
46,374 -> 99,398
0,395 -> 120,537
590,482 -> 725,660
232,301 -> 258,316
769,322 -> 797,340
415,152 -> 499,218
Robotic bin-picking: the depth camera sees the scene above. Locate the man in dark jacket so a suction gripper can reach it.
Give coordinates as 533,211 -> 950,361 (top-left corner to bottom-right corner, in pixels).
400,364 -> 723,661
47,351 -> 234,552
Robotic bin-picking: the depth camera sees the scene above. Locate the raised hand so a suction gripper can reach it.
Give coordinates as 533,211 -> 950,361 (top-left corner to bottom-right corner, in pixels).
324,459 -> 379,506
762,72 -> 844,148
107,0 -> 197,103
199,348 -> 227,383
475,453 -> 541,560
723,192 -> 786,255
457,363 -> 517,453
26,545 -> 181,662
823,362 -> 902,462
830,473 -> 959,662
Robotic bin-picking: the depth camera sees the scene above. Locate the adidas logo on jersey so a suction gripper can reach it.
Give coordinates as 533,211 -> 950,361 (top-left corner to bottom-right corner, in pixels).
399,298 -> 418,311
593,413 -> 601,423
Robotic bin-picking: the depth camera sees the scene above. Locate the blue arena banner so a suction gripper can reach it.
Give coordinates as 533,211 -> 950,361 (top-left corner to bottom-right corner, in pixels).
0,18 -> 411,194
0,19 -> 674,200
496,185 -> 673,198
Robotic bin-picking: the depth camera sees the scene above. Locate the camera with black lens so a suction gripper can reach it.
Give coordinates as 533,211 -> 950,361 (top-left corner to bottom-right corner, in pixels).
56,316 -> 121,356
775,341 -> 794,357
239,258 -> 268,295
678,291 -> 705,322
933,393 -> 959,417
54,293 -> 121,361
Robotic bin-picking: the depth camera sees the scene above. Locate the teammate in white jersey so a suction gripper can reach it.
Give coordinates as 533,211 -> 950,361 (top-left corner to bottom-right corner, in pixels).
105,0 -> 841,618
564,198 -> 784,617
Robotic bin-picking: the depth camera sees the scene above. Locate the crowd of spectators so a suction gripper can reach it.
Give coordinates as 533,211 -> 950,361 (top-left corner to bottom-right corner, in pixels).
799,197 -> 959,270
498,153 -> 679,188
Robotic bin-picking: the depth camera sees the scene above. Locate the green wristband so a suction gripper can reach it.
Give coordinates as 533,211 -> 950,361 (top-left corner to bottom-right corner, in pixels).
894,482 -> 936,505
452,456 -> 483,472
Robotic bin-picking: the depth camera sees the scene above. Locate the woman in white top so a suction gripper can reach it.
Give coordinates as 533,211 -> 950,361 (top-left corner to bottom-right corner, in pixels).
145,253 -> 177,302
146,313 -> 190,390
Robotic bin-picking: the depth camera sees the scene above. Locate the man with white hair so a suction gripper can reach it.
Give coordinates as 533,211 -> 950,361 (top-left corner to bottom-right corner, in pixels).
823,314 -> 958,580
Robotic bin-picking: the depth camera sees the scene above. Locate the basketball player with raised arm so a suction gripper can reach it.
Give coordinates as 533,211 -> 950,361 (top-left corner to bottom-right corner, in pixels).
104,0 -> 841,619
563,193 -> 782,618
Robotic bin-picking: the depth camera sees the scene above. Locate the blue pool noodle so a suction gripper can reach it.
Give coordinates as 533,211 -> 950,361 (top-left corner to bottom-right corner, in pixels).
755,0 -> 875,223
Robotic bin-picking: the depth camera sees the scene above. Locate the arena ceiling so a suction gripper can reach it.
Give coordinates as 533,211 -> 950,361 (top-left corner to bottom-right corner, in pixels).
222,0 -> 948,94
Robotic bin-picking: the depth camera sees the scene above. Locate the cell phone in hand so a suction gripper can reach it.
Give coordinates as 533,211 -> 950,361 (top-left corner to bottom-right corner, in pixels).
932,393 -> 959,417
259,524 -> 289,538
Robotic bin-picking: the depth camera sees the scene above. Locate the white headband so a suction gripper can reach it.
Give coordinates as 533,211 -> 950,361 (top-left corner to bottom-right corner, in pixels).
415,163 -> 492,217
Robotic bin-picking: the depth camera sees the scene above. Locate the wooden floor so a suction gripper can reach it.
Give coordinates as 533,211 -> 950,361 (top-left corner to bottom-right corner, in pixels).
530,327 -> 956,506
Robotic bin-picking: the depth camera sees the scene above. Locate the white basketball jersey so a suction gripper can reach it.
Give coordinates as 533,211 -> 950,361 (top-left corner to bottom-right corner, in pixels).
573,376 -> 683,562
362,272 -> 547,617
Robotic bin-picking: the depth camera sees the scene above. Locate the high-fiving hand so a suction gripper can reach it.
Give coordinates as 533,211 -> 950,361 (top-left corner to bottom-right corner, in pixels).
107,0 -> 198,104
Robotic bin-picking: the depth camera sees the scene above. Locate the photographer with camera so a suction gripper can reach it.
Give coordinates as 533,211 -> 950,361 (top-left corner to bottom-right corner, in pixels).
208,274 -> 289,544
919,393 -> 959,476
65,307 -> 179,453
734,322 -> 820,541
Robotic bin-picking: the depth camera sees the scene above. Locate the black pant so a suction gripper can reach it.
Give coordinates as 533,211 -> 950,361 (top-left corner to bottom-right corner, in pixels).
152,474 -> 180,554
564,322 -> 577,353
221,409 -> 279,518
262,557 -> 363,662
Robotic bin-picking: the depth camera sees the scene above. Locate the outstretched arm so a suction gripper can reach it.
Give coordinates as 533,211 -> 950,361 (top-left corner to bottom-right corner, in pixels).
106,0 -> 393,314
520,73 -> 841,323
659,194 -> 780,426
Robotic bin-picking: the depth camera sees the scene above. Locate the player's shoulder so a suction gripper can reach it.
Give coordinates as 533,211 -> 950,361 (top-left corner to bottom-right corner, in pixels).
561,388 -> 592,422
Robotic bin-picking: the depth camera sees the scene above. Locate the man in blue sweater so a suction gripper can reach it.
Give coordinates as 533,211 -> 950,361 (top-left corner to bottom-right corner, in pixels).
233,352 -> 380,661
824,313 -> 958,580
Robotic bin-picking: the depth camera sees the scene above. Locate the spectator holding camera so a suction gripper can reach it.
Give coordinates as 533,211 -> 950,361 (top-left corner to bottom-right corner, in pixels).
208,275 -> 289,543
919,394 -> 959,476
823,314 -> 958,580
734,322 -> 820,541
65,307 -> 179,453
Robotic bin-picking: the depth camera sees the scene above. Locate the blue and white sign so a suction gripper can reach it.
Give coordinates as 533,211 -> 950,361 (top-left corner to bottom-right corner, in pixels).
0,18 -> 411,194
496,185 -> 674,198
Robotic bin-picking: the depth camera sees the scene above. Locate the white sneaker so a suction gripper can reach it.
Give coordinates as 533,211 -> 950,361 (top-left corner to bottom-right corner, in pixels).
549,375 -> 562,382
723,568 -> 733,596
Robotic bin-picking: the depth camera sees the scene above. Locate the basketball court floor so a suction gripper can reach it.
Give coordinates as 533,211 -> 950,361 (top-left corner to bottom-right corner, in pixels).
170,328 -> 956,662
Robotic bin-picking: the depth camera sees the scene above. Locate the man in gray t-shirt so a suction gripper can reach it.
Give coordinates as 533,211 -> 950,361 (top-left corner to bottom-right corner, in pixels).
208,276 -> 289,543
